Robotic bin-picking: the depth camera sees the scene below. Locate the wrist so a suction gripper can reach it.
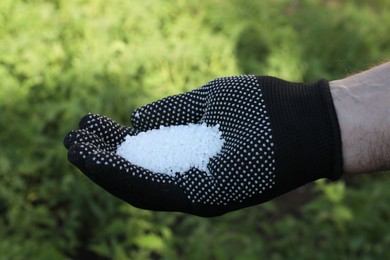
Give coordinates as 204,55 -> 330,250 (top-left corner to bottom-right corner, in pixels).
329,62 -> 390,174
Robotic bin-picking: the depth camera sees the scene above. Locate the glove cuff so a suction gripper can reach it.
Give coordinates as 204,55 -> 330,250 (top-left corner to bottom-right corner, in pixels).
257,76 -> 343,190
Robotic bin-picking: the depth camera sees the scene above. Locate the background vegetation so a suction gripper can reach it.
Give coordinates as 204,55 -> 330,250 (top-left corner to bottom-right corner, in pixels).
1,0 -> 390,259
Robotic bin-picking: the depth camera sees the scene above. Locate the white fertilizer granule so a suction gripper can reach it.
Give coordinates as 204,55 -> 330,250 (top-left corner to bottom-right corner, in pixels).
116,123 -> 224,176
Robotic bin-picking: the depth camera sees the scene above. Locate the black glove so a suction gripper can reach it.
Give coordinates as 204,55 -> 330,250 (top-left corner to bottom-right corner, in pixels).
64,75 -> 343,217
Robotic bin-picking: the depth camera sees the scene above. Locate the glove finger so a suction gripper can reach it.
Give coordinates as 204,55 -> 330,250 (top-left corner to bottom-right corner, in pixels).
79,113 -> 138,146
68,142 -> 120,188
84,150 -> 193,213
131,88 -> 208,131
69,143 -> 232,216
64,129 -> 111,150
67,143 -> 100,173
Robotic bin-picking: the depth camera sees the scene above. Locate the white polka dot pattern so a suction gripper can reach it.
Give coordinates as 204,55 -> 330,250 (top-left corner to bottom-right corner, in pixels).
134,75 -> 277,205
65,75 -> 342,216
70,76 -> 276,206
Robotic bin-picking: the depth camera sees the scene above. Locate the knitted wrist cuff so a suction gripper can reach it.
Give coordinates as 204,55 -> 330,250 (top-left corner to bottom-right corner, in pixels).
257,76 -> 343,192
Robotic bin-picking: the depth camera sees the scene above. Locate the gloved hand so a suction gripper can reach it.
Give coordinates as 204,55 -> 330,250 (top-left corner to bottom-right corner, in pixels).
64,75 -> 343,217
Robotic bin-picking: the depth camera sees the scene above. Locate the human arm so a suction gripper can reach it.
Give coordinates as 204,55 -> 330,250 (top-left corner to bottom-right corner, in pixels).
330,62 -> 390,174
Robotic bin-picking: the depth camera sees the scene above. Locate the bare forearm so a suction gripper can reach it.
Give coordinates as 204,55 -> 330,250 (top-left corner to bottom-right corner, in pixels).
330,62 -> 390,174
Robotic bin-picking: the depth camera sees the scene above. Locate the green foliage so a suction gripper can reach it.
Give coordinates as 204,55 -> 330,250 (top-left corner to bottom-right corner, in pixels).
0,0 -> 389,258
156,177 -> 390,260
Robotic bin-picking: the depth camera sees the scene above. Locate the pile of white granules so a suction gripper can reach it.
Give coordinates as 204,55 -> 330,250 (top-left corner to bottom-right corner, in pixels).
116,123 -> 224,176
